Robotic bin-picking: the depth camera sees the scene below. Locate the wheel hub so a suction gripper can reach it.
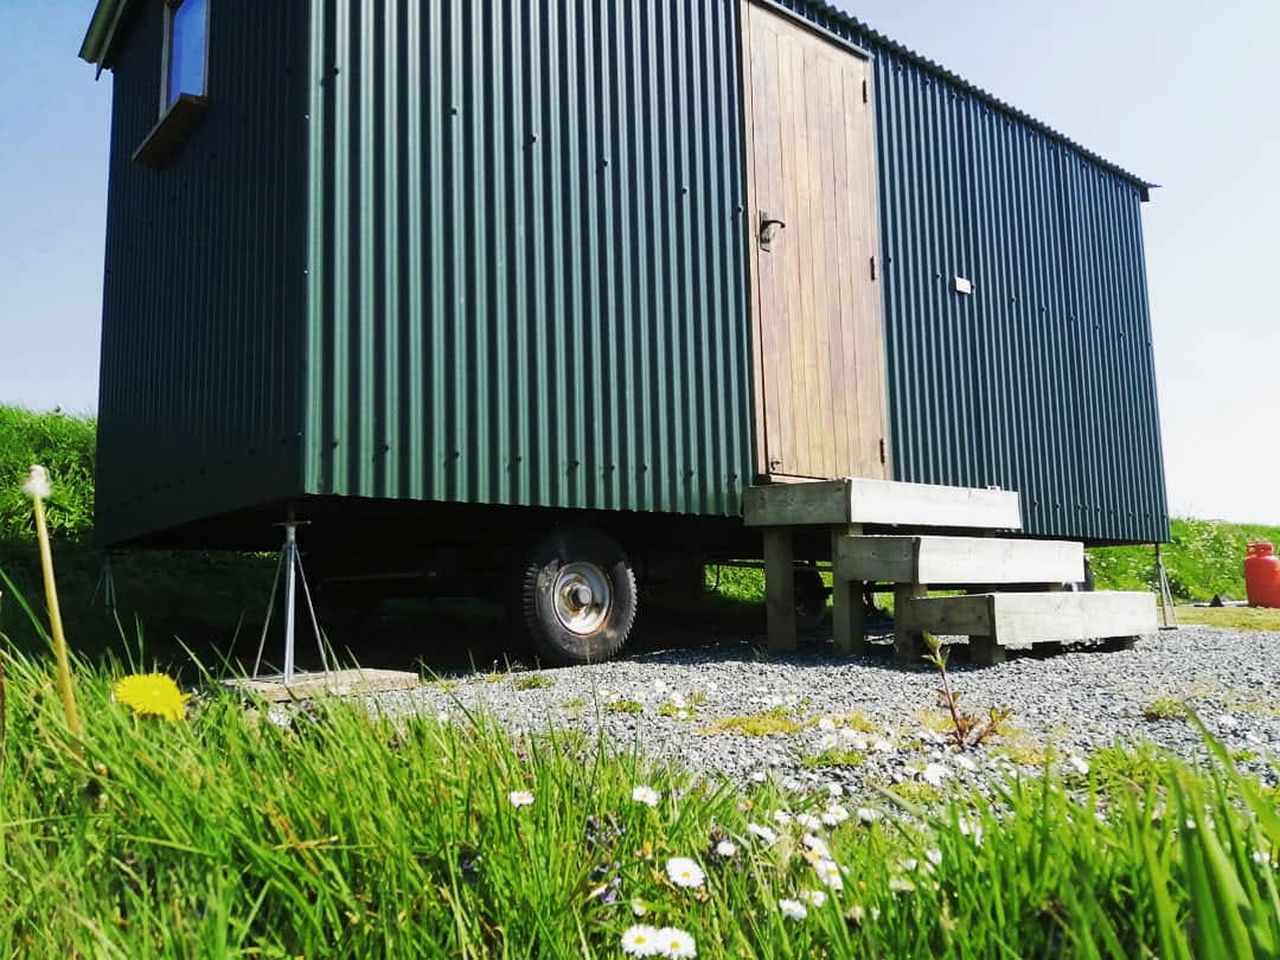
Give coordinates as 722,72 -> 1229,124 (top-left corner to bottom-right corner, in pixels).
553,562 -> 612,635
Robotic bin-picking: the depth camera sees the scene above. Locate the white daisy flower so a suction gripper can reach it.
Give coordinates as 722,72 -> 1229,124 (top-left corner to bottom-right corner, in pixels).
823,803 -> 851,826
665,857 -> 705,889
817,733 -> 840,751
671,693 -> 687,709
714,839 -> 738,858
826,782 -> 844,798
780,776 -> 803,792
921,763 -> 949,788
957,817 -> 984,845
796,813 -> 822,831
888,876 -> 916,892
855,806 -> 880,824
818,717 -> 836,732
746,823 -> 778,845
839,730 -> 868,750
632,785 -> 661,807
925,848 -> 943,867
952,754 -> 978,773
508,790 -> 534,808
772,809 -> 794,826
655,926 -> 697,959
800,888 -> 827,908
802,834 -> 830,859
813,858 -> 844,890
1068,755 -> 1090,776
621,924 -> 660,956
778,898 -> 808,920
676,709 -> 690,720
750,770 -> 768,784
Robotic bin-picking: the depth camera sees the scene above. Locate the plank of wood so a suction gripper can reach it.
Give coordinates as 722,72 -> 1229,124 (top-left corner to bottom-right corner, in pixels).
744,479 -> 851,526
894,582 -> 928,663
745,478 -> 1021,529
763,527 -> 797,652
899,591 -> 1158,647
226,668 -> 421,703
847,478 -> 1022,530
835,535 -> 1084,585
831,524 -> 866,655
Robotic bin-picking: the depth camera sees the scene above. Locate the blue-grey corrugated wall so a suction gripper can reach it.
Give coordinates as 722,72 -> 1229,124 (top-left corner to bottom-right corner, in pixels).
780,1 -> 1169,543
301,0 -> 754,517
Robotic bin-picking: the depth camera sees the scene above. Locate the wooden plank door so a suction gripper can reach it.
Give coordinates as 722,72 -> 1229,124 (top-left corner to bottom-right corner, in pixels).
743,2 -> 888,481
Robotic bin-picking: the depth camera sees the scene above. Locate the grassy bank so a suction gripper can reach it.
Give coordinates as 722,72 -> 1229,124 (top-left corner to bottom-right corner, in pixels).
1,647 -> 1277,959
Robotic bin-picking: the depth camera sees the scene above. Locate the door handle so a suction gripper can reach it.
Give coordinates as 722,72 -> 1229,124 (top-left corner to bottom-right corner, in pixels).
759,211 -> 786,251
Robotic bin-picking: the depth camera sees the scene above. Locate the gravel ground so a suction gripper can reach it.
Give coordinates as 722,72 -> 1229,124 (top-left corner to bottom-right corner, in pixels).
370,625 -> 1280,799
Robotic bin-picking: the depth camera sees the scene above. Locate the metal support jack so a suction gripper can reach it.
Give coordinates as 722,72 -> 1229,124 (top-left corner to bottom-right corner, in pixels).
1155,543 -> 1178,631
252,520 -> 330,683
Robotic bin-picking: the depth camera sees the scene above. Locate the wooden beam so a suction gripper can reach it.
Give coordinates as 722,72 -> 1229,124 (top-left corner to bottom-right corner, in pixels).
835,535 -> 1084,585
745,478 -> 1022,530
831,524 -> 865,655
893,582 -> 928,664
763,527 -> 797,652
898,591 -> 1158,647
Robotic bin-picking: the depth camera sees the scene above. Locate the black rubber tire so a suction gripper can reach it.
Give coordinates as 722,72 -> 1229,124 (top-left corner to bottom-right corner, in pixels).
520,527 -> 637,665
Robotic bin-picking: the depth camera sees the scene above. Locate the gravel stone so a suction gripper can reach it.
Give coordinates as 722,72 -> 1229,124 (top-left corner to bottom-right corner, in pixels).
369,625 -> 1280,798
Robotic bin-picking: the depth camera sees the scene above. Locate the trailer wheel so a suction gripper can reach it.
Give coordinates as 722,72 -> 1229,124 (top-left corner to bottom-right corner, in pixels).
521,528 -> 637,665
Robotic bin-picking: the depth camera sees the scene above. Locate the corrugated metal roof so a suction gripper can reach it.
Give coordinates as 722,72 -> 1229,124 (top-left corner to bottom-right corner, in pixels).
792,0 -> 1157,197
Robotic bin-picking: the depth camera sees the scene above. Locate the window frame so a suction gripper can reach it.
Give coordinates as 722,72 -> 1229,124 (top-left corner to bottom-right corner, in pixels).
159,0 -> 210,116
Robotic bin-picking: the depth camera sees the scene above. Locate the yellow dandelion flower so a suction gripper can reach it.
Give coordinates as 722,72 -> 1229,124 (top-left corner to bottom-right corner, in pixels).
113,673 -> 191,721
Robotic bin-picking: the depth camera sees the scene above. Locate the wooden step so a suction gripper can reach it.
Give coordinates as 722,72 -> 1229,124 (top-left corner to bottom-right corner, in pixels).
898,591 -> 1157,648
834,535 -> 1084,585
744,478 -> 1022,530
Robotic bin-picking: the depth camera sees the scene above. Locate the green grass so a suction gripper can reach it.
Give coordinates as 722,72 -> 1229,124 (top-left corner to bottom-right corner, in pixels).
1174,605 -> 1280,632
1142,697 -> 1190,722
1090,518 -> 1280,602
0,406 -> 95,542
513,673 -> 554,691
699,708 -> 804,737
3,646 -> 1279,959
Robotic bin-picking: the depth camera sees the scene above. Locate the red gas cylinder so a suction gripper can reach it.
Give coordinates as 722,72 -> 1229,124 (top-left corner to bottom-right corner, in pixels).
1244,543 -> 1280,608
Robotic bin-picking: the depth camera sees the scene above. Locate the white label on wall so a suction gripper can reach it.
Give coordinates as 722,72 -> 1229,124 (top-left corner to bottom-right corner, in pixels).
954,276 -> 974,295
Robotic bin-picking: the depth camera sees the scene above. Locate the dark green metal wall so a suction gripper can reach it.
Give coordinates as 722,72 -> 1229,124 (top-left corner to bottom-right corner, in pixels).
300,0 -> 754,517
782,1 -> 1169,543
94,0 -> 308,546
93,0 -> 1168,547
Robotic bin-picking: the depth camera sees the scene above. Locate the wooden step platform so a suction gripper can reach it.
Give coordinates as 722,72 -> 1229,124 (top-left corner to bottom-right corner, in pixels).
745,478 -> 1022,530
835,535 -> 1084,585
897,591 -> 1157,665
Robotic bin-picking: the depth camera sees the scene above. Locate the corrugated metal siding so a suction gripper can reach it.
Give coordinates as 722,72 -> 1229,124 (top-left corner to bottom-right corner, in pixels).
94,0 -> 307,545
302,0 -> 753,517
777,1 -> 1169,543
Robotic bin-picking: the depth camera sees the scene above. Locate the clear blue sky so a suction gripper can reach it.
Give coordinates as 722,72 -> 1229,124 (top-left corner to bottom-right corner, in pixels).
1,1 -> 1277,525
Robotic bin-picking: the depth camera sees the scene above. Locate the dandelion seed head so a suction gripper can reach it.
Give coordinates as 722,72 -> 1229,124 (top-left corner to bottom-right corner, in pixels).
21,465 -> 51,501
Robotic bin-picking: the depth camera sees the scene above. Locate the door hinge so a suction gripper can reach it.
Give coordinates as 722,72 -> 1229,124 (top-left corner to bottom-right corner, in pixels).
869,255 -> 877,281
879,438 -> 886,464
862,78 -> 869,103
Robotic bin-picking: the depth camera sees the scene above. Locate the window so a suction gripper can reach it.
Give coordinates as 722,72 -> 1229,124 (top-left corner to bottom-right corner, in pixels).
134,0 -> 209,166
163,0 -> 208,110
